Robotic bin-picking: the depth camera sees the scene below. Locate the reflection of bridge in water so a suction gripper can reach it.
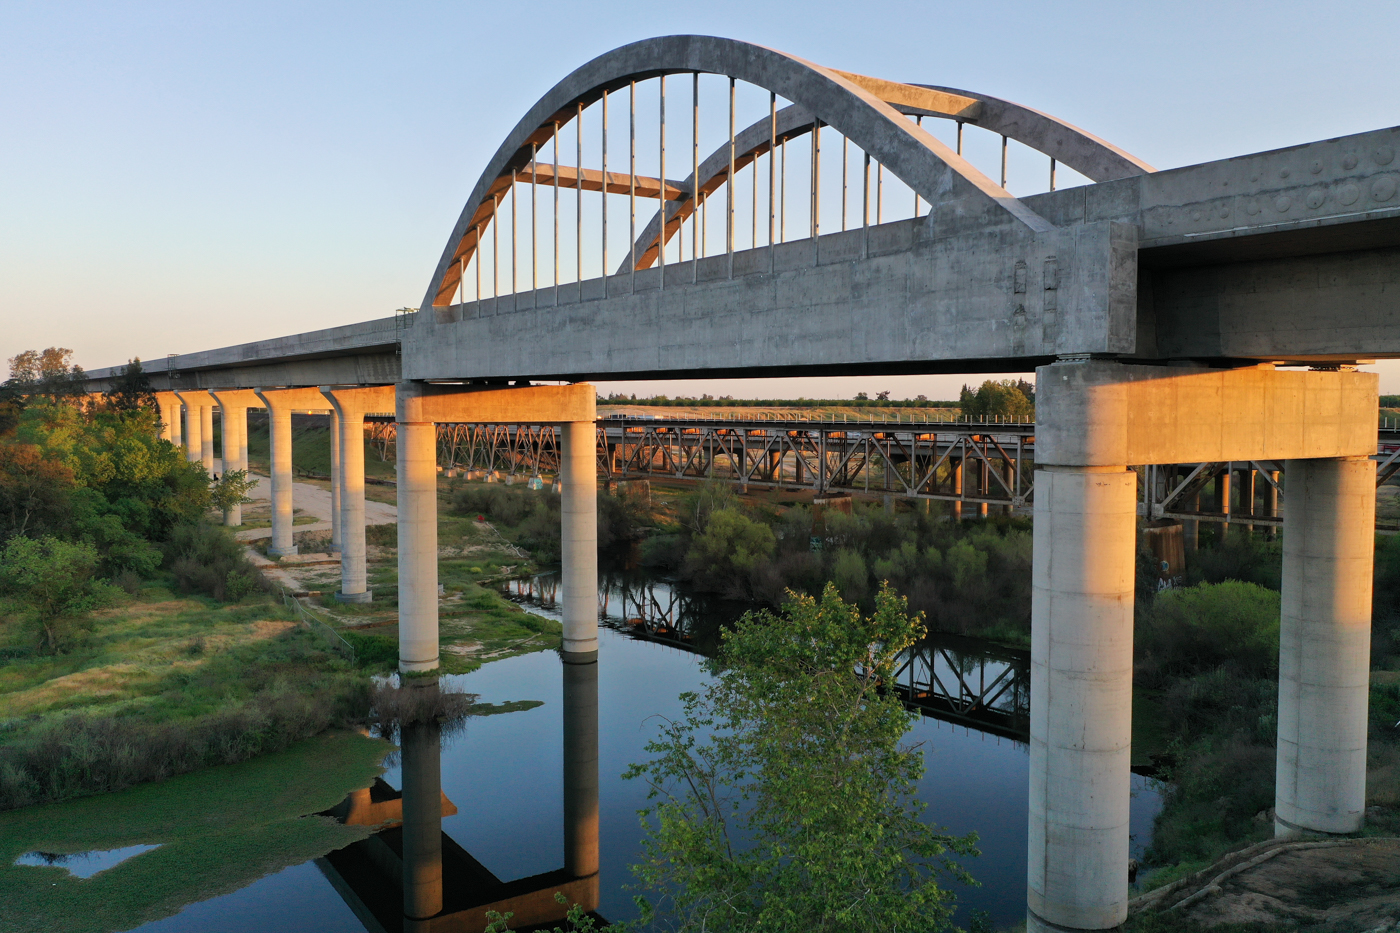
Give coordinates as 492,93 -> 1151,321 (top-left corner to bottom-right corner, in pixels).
502,572 -> 1030,740
318,674 -> 602,933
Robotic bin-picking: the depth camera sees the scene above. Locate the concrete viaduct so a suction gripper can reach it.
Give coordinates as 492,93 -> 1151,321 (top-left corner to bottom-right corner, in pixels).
83,35 -> 1400,932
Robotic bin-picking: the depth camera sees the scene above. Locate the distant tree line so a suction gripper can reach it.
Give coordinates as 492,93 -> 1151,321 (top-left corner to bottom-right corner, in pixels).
599,393 -> 960,409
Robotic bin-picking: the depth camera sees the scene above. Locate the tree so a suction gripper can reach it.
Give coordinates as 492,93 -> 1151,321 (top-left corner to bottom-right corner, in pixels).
210,469 -> 255,516
0,535 -> 115,652
625,584 -> 977,932
3,347 -> 87,402
0,444 -> 74,541
103,357 -> 158,413
854,391 -> 869,401
959,379 -> 1034,421
877,389 -> 891,401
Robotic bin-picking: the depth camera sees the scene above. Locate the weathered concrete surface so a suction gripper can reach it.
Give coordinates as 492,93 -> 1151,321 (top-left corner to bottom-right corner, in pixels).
83,315 -> 402,393
410,220 -> 1138,381
1276,456 -> 1376,837
397,382 -> 595,423
397,419 -> 439,673
1028,466 -> 1137,931
1035,360 -> 1378,467
561,418 -> 599,661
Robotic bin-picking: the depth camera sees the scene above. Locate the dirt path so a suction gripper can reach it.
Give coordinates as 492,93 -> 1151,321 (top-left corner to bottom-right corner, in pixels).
234,473 -> 396,542
1132,836 -> 1400,930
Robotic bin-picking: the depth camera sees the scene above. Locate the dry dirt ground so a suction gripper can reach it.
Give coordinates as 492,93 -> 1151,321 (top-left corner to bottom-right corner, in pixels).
233,473 -> 396,542
1133,837 -> 1400,931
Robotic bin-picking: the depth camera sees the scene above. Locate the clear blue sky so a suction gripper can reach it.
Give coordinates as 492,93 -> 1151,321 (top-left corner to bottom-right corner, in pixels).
4,0 -> 1398,399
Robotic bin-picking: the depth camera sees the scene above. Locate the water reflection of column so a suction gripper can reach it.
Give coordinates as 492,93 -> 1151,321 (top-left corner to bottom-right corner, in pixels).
401,679 -> 443,928
563,659 -> 600,883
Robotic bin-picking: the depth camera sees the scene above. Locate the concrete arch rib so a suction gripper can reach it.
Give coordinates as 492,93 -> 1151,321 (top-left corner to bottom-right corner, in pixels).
424,35 -> 1054,309
910,84 -> 1155,182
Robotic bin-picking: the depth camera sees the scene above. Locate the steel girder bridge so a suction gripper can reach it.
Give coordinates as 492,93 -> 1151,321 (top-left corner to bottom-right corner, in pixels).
366,414 -> 1400,530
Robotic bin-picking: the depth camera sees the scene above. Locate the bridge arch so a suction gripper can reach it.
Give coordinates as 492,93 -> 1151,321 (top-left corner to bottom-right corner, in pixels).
423,35 -> 1153,309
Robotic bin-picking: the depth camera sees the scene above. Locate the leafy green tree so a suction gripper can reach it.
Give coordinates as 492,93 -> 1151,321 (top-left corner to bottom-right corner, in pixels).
102,357 -> 158,412
625,584 -> 977,932
958,379 -> 1034,421
210,469 -> 255,516
0,535 -> 115,652
2,347 -> 87,403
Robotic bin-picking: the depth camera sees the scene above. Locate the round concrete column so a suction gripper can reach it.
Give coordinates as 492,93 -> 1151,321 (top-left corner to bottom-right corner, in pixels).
200,403 -> 215,472
335,408 -> 370,603
400,681 -> 443,924
220,405 -> 247,526
329,408 -> 342,554
169,401 -> 182,447
561,421 -> 598,661
563,658 -> 600,880
264,401 -> 297,557
182,400 -> 202,465
1275,456 -> 1375,837
158,399 -> 175,442
397,420 -> 439,672
1027,466 -> 1136,933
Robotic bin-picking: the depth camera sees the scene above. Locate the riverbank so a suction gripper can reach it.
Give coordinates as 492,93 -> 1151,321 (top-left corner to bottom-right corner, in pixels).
0,729 -> 391,933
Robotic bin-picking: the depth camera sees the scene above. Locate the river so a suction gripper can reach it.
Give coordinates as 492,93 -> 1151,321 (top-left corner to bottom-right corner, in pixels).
69,565 -> 1162,932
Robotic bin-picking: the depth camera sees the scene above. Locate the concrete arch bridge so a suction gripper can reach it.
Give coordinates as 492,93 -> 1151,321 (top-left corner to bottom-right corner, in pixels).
83,34 -> 1400,932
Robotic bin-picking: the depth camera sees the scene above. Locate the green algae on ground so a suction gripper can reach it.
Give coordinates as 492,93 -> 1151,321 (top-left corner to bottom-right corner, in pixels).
0,729 -> 392,933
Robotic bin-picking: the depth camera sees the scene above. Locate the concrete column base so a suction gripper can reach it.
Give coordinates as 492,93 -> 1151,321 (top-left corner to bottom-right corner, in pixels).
267,545 -> 299,558
562,649 -> 599,665
335,589 -> 373,604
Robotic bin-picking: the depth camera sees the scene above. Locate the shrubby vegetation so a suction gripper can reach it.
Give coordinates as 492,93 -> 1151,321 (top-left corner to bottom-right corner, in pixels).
450,482 -> 648,562
0,625 -> 370,810
644,482 -> 1033,643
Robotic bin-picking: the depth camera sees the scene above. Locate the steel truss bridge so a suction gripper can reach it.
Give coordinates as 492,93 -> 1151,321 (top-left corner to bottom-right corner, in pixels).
367,414 -> 1400,530
502,572 -> 1031,739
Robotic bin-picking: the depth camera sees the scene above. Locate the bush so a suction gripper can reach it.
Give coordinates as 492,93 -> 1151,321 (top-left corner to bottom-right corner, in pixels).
164,521 -> 265,601
0,535 -> 115,652
1186,530 -> 1282,590
1137,581 -> 1280,685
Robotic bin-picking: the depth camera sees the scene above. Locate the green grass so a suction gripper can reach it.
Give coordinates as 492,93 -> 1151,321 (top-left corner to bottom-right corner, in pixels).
244,418 -> 394,480
0,730 -> 391,933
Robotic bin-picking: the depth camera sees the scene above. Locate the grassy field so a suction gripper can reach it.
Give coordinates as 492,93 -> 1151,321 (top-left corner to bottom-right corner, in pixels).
0,730 -> 390,933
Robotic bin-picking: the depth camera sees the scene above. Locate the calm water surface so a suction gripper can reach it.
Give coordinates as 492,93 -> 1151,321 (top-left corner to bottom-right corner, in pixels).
120,574 -> 1162,932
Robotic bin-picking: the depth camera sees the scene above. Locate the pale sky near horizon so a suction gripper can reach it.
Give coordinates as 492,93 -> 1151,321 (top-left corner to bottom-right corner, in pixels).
4,1 -> 1400,400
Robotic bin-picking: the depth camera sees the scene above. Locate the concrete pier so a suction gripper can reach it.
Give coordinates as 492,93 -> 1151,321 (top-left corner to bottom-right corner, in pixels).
177,392 -> 203,466
1027,466 -> 1137,931
561,420 -> 599,662
329,408 -> 342,554
563,658 -> 600,880
1275,456 -> 1376,837
397,415 -> 439,672
253,389 -> 298,557
210,389 -> 258,527
322,386 -> 385,604
200,402 -> 215,472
